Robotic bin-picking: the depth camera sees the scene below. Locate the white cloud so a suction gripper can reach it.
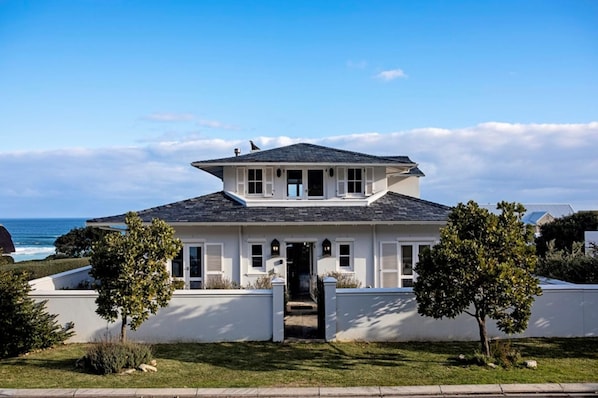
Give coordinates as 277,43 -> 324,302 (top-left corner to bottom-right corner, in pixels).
347,60 -> 368,69
144,113 -> 196,122
375,68 -> 408,81
1,122 -> 597,217
197,119 -> 239,130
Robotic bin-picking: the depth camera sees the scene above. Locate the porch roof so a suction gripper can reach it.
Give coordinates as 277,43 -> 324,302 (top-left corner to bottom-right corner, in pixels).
87,191 -> 451,226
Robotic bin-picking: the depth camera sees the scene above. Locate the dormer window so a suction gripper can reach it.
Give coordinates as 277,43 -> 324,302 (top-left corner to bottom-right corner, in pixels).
336,167 -> 374,197
347,168 -> 362,194
248,169 -> 263,194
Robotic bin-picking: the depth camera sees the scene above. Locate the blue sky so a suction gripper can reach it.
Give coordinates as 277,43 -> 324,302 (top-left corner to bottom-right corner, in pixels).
1,0 -> 597,218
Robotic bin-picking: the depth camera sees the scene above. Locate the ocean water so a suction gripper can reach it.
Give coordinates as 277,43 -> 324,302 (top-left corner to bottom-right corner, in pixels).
0,218 -> 87,262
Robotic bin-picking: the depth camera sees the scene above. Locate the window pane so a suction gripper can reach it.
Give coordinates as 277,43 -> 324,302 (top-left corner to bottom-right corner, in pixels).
248,169 -> 255,180
190,246 -> 202,277
339,256 -> 350,267
340,244 -> 350,255
171,249 -> 183,277
401,245 -> 413,275
401,278 -> 414,288
308,170 -> 323,197
252,244 -> 262,255
287,170 -> 303,198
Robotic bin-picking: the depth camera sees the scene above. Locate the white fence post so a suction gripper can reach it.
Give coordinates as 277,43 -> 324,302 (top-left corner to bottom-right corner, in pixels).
271,277 -> 285,342
323,276 -> 337,341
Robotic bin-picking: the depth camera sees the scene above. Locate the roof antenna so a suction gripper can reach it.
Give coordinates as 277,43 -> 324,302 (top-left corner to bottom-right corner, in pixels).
234,148 -> 240,157
250,140 -> 261,152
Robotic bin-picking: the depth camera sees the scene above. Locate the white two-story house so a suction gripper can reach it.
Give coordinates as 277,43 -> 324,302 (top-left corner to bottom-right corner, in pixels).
88,142 -> 451,298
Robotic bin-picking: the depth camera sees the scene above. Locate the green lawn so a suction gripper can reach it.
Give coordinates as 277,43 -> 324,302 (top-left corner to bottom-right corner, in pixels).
1,338 -> 597,388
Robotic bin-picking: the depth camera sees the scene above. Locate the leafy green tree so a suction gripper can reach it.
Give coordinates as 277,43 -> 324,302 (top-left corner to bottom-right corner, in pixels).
414,201 -> 542,357
536,241 -> 598,283
90,212 -> 182,342
535,211 -> 598,257
54,226 -> 114,258
0,270 -> 74,358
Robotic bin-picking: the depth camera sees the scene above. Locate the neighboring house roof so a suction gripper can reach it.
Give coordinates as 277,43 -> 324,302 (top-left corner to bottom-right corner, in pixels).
0,225 -> 16,254
192,143 -> 421,180
87,191 -> 451,226
522,211 -> 552,226
480,204 -> 575,219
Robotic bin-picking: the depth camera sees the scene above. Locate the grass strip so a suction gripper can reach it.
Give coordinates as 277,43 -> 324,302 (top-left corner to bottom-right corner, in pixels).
1,338 -> 597,388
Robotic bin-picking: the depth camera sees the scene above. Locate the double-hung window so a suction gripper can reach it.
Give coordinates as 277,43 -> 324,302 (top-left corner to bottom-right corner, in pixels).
248,169 -> 263,195
251,243 -> 264,269
338,242 -> 353,270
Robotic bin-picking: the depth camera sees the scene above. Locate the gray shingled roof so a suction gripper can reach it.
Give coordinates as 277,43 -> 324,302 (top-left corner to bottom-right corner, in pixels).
192,143 -> 420,180
87,191 -> 451,226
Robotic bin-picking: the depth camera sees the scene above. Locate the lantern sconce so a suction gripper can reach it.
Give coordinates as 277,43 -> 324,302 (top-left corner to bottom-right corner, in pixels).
276,168 -> 282,178
322,238 -> 332,257
271,239 -> 280,257
329,168 -> 334,177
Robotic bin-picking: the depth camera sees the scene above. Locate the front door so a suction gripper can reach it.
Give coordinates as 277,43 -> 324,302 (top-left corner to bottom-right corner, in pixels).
171,245 -> 203,289
286,242 -> 313,299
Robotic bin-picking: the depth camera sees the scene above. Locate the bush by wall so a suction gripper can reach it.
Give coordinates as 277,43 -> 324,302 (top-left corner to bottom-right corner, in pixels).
0,270 -> 74,358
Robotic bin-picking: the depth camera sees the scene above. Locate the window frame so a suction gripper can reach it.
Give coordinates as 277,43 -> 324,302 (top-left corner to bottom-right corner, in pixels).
247,168 -> 263,195
250,243 -> 265,270
337,241 -> 353,270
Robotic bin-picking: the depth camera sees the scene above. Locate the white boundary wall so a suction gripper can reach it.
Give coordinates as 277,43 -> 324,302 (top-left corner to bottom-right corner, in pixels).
30,283 -> 284,343
331,284 -> 598,341
29,266 -> 93,290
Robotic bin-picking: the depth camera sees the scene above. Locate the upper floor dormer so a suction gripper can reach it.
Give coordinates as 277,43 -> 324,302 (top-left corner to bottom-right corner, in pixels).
191,143 -> 424,207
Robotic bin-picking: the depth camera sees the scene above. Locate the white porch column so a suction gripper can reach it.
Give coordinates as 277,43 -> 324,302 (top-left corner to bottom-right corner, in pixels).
271,277 -> 285,342
323,276 -> 337,342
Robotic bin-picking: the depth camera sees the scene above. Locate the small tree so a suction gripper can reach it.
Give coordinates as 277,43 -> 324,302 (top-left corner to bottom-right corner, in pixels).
535,211 -> 598,257
414,201 -> 541,357
54,226 -> 114,258
0,270 -> 74,358
90,212 -> 182,342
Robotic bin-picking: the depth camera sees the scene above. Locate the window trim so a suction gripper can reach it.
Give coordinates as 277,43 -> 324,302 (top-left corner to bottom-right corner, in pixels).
247,168 -> 263,195
336,241 -> 353,270
250,242 -> 265,270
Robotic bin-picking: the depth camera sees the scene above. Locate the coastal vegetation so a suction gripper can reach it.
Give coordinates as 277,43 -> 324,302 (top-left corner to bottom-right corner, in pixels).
4,257 -> 89,279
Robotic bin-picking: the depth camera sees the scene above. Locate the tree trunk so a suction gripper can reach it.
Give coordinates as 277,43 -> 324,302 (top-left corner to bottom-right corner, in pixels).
476,315 -> 490,357
120,314 -> 127,342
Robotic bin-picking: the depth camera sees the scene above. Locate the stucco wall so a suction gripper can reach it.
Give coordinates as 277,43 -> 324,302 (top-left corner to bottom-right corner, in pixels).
29,265 -> 93,290
332,285 -> 598,341
30,289 -> 275,343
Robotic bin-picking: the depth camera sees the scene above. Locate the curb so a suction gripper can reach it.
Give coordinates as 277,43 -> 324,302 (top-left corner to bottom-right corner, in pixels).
1,383 -> 598,397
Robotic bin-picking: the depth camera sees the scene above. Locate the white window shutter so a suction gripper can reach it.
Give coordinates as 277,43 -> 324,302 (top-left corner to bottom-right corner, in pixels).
236,167 -> 246,195
336,167 -> 346,197
263,167 -> 274,197
380,242 -> 399,288
205,244 -> 223,286
365,167 -> 374,195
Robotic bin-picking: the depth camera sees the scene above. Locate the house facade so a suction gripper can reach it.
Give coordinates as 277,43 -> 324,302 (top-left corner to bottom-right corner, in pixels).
87,143 -> 451,298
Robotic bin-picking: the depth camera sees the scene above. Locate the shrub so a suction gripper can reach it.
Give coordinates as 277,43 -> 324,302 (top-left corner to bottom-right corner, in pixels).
82,341 -> 153,374
0,270 -> 74,358
205,276 -> 240,289
536,241 -> 598,283
490,339 -> 521,368
324,271 -> 362,288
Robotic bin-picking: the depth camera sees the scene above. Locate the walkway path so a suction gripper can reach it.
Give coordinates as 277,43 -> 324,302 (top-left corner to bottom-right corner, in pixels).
2,383 -> 597,397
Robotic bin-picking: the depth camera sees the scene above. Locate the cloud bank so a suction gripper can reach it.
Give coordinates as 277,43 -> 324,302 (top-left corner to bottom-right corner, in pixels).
1,122 -> 597,218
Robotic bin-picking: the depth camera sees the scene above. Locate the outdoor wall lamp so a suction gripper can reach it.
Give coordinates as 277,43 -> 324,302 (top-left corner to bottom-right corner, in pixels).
329,168 -> 334,177
322,238 -> 332,256
276,168 -> 282,178
271,239 -> 280,257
